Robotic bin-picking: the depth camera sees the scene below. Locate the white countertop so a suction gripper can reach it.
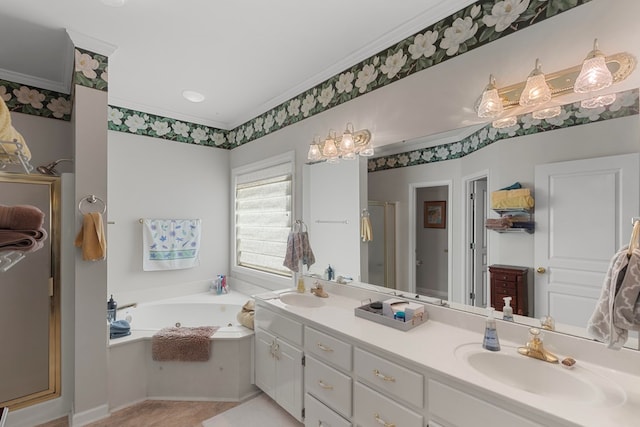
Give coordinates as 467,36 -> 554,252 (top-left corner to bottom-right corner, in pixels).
257,289 -> 640,427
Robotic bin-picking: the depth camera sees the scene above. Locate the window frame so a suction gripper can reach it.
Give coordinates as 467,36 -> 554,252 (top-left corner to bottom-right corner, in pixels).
231,151 -> 295,290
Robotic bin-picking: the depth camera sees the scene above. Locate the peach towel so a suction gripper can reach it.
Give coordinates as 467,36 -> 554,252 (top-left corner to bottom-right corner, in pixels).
74,212 -> 106,261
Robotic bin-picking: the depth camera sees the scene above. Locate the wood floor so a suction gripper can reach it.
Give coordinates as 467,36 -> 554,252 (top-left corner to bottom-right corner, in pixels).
36,400 -> 240,427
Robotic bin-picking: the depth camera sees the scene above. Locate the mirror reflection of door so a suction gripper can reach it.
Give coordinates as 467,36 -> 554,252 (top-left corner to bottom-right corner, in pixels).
367,201 -> 396,288
415,185 -> 449,299
466,177 -> 488,307
534,153 -> 640,334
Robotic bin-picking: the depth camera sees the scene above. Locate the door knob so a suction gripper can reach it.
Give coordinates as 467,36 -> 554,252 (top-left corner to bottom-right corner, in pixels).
536,267 -> 546,274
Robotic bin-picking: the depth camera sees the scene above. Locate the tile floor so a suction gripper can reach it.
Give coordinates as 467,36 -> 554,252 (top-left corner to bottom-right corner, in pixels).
36,400 -> 239,427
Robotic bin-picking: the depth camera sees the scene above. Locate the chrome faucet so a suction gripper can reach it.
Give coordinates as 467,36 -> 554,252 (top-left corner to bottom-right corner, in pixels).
310,281 -> 329,298
518,327 -> 558,363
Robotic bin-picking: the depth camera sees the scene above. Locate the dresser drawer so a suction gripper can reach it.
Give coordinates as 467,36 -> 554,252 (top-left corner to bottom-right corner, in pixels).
493,280 -> 516,290
354,382 -> 423,427
305,393 -> 352,427
305,327 -> 352,371
255,306 -> 303,346
354,348 -> 423,408
305,356 -> 352,418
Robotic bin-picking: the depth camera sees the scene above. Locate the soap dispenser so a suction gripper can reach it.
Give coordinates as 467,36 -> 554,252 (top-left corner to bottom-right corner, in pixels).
107,295 -> 117,323
482,308 -> 501,351
502,296 -> 514,321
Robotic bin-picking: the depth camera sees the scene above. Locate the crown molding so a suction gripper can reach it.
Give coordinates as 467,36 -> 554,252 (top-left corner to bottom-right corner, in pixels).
0,67 -> 71,95
66,29 -> 118,57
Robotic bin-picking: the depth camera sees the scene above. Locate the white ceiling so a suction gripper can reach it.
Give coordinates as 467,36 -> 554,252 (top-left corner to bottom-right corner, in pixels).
0,0 -> 477,130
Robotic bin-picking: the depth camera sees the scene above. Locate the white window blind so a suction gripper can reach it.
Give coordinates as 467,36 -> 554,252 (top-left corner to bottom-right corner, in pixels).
235,162 -> 292,277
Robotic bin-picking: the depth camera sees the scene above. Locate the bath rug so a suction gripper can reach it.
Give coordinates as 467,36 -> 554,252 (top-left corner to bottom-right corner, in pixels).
202,393 -> 302,427
151,326 -> 218,362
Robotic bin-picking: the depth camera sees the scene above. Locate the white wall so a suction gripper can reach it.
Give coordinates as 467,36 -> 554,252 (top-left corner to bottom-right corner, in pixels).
416,186 -> 449,298
107,132 -> 230,305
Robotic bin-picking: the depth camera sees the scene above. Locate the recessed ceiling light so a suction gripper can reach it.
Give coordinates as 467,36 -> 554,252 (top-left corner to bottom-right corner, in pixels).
182,90 -> 206,103
101,0 -> 127,7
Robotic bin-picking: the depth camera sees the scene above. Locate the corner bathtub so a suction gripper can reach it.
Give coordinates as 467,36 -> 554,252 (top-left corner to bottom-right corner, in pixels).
108,291 -> 258,410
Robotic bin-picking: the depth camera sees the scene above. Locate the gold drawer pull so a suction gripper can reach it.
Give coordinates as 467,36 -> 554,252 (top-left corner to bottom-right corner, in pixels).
318,380 -> 334,390
317,343 -> 334,352
374,413 -> 396,427
373,369 -> 396,382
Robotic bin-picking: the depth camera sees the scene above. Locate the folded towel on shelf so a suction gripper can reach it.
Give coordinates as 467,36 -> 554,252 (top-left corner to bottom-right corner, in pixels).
0,204 -> 45,230
491,188 -> 534,210
75,212 -> 107,261
109,319 -> 131,339
151,326 -> 219,362
142,219 -> 201,271
0,96 -> 31,160
484,217 -> 513,230
237,300 -> 255,330
0,230 -> 44,252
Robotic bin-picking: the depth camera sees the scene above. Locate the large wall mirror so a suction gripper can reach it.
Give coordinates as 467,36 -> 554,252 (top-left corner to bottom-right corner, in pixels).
0,172 -> 61,410
305,112 -> 640,350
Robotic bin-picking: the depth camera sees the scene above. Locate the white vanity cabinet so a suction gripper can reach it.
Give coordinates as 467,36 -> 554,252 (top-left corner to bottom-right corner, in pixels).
255,304 -> 305,422
428,379 -> 544,427
353,347 -> 424,427
304,326 -> 353,426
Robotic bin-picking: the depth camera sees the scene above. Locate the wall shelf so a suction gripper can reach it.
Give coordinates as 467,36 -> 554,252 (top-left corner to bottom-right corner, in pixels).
486,208 -> 535,234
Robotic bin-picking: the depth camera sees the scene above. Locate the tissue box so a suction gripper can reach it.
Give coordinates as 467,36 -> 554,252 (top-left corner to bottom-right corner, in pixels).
382,298 -> 406,317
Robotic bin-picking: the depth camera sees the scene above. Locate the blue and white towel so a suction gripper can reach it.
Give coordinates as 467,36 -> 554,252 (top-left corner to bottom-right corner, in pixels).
142,219 -> 201,271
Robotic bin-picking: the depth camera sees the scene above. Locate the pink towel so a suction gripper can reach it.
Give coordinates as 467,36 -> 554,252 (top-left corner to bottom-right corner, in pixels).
0,230 -> 45,253
151,326 -> 219,362
0,205 -> 45,230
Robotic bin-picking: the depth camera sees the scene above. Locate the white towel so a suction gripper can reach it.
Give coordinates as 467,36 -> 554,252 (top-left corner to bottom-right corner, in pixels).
142,219 -> 201,271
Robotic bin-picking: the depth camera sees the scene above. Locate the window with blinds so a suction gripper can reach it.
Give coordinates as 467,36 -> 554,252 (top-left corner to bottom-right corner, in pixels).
234,160 -> 292,277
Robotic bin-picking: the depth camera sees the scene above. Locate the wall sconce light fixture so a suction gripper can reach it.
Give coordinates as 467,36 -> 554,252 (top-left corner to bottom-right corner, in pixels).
476,39 -> 636,128
307,123 -> 373,163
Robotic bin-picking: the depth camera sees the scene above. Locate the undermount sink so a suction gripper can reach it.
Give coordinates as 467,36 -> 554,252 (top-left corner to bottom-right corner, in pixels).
454,343 -> 626,407
279,292 -> 326,308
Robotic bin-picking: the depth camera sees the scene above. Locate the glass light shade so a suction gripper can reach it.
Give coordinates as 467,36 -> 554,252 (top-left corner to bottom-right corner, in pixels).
478,88 -> 503,118
492,116 -> 517,129
519,74 -> 552,107
340,130 -> 355,154
358,143 -> 374,157
574,40 -> 613,94
477,75 -> 503,119
581,93 -> 616,109
307,143 -> 322,161
532,106 -> 561,120
322,138 -> 338,159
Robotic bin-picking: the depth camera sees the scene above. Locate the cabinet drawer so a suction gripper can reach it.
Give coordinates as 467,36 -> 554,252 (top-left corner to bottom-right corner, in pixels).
305,327 -> 352,371
354,382 -> 423,427
429,380 -> 542,427
305,393 -> 351,427
354,348 -> 423,408
255,306 -> 303,346
305,356 -> 352,418
493,280 -> 516,290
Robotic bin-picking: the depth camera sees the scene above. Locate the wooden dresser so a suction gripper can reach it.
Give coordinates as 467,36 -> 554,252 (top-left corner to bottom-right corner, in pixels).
488,265 -> 528,316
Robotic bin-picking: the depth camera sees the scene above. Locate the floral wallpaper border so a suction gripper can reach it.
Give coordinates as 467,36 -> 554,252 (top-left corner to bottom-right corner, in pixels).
227,0 -> 591,149
0,79 -> 72,121
367,89 -> 640,173
107,105 -> 229,148
74,47 -> 108,91
1,0 -> 594,147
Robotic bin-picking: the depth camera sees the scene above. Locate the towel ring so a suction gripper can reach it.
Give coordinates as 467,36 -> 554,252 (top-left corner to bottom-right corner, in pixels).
78,195 -> 106,215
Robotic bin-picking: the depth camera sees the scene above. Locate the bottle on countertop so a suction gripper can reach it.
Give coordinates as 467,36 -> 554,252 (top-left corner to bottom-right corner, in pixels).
107,294 -> 117,323
482,307 -> 501,351
502,296 -> 514,321
325,265 -> 334,281
297,276 -> 306,293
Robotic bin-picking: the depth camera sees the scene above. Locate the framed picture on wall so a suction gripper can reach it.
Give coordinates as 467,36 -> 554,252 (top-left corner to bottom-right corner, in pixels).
424,201 -> 446,228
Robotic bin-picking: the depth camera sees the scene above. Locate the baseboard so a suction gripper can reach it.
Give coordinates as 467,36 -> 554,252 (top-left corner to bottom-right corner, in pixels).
71,404 -> 109,427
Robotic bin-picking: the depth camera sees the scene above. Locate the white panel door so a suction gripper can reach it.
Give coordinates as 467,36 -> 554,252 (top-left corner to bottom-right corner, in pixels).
534,153 -> 640,327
